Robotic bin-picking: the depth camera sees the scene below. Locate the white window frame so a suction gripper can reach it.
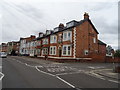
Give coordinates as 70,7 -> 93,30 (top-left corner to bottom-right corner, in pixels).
50,35 -> 57,43
42,48 -> 48,55
63,31 -> 72,41
93,37 -> 96,43
62,45 -> 72,56
37,49 -> 41,54
43,38 -> 48,45
49,46 -> 56,55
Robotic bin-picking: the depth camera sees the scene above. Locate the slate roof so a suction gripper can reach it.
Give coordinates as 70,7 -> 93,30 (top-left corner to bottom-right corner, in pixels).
34,18 -> 99,41
98,40 -> 106,45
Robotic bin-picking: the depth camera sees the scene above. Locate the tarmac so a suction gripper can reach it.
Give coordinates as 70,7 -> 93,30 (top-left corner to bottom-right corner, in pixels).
94,69 -> 120,80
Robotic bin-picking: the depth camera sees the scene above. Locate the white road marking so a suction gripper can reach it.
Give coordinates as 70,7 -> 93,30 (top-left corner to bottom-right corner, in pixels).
83,71 -> 108,81
88,66 -> 105,69
0,72 -> 4,80
90,72 -> 104,78
99,77 -> 106,80
36,65 -> 43,68
25,63 -> 34,67
10,57 -> 119,87
56,76 -> 75,88
108,79 -> 119,84
35,66 -> 55,77
35,66 -> 77,88
56,71 -> 81,76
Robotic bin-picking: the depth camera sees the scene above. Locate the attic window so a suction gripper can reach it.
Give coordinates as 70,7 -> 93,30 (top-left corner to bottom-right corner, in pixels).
40,34 -> 43,37
66,22 -> 74,28
66,20 -> 78,28
46,30 -> 52,35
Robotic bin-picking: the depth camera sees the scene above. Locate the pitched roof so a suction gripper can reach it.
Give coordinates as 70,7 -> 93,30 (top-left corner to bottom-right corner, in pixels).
35,18 -> 99,41
98,40 -> 106,45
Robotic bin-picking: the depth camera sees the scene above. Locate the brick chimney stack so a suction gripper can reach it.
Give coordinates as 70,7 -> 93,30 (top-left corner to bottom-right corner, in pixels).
84,12 -> 89,19
59,23 -> 64,29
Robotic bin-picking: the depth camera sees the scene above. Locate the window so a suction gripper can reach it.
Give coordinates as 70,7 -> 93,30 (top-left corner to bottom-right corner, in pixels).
63,46 -> 67,55
62,45 -> 71,56
42,48 -> 48,55
93,37 -> 96,43
43,38 -> 48,45
63,33 -> 67,40
58,34 -> 62,43
68,32 -> 71,39
50,35 -> 57,43
36,41 -> 41,46
63,31 -> 72,41
68,46 -> 71,55
50,46 -> 56,55
84,50 -> 88,55
40,34 -> 43,37
66,20 -> 78,28
37,49 -> 40,54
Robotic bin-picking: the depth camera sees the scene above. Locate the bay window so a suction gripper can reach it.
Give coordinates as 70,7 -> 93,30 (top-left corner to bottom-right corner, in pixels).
62,45 -> 71,56
50,46 -> 56,55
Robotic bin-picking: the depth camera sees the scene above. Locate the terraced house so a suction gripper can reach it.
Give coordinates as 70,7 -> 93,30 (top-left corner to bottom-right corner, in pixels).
19,35 -> 36,56
19,13 -> 106,62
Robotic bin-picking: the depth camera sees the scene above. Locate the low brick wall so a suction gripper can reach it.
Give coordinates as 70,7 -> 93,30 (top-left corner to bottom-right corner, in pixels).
30,55 -> 120,63
105,57 -> 120,63
86,53 -> 106,62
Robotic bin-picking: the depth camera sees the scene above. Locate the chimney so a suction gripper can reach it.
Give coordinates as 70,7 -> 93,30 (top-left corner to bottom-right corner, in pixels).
84,12 -> 89,19
59,23 -> 64,28
58,23 -> 64,31
30,35 -> 35,39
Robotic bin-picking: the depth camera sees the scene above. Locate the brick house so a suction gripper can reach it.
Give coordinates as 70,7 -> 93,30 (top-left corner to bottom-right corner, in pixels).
19,35 -> 36,55
31,12 -> 107,61
0,43 -> 7,52
7,41 -> 20,55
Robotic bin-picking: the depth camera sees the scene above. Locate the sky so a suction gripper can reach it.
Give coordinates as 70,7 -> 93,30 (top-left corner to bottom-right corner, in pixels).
0,0 -> 119,50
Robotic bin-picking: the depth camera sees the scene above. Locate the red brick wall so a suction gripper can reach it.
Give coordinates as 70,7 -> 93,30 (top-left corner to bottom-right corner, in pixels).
76,21 -> 99,58
98,44 -> 106,54
106,57 -> 120,63
1,46 -> 7,52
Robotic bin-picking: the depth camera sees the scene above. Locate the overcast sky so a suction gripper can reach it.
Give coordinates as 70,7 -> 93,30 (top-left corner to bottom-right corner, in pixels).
0,0 -> 119,50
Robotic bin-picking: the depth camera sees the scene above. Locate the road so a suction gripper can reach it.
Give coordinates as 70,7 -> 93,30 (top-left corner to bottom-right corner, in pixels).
2,56 -> 119,89
0,58 -> 2,90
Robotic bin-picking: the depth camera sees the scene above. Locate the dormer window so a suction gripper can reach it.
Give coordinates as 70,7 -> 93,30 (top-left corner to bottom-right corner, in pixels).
39,32 -> 44,38
66,20 -> 78,28
46,30 -> 53,35
40,34 -> 44,37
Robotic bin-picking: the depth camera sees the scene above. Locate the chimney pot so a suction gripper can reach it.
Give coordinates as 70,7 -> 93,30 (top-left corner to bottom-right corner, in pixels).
84,12 -> 89,19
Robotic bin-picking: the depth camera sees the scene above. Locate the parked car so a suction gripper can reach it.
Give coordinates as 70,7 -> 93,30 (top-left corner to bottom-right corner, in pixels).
0,52 -> 7,58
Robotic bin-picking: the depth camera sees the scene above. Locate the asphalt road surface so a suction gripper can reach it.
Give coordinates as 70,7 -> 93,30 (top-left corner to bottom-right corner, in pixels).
2,56 -> 119,89
0,58 -> 2,90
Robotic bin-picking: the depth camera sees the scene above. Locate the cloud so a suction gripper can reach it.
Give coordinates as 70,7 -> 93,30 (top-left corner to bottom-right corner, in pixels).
1,0 -> 118,50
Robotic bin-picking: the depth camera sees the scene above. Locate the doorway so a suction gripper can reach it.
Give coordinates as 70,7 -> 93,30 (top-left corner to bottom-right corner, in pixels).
58,47 -> 62,57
